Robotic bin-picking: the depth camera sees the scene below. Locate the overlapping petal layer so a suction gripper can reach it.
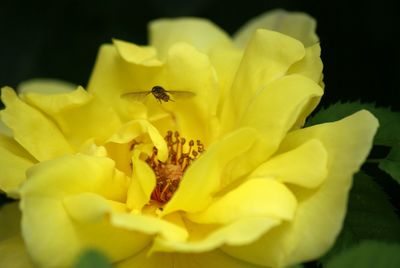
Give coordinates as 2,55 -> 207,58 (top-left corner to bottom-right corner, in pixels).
88,40 -> 219,144
20,155 -> 148,267
234,9 -> 319,48
0,203 -> 33,268
222,111 -> 378,267
1,87 -> 73,161
22,87 -> 121,149
149,17 -> 233,60
221,29 -> 305,132
161,127 -> 258,215
118,248 -> 263,268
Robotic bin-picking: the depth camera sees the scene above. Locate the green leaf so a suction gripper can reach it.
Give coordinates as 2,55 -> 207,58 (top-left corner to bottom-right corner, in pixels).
320,172 -> 400,264
379,144 -> 400,184
306,101 -> 400,146
326,241 -> 400,268
74,249 -> 112,268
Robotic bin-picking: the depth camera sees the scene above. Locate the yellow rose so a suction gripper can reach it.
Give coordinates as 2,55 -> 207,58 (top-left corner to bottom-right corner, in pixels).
0,10 -> 378,268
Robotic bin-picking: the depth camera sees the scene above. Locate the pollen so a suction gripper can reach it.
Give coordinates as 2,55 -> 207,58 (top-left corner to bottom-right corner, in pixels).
146,131 -> 204,205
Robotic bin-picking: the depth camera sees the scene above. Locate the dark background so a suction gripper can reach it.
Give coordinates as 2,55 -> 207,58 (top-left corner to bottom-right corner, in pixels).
0,0 -> 399,109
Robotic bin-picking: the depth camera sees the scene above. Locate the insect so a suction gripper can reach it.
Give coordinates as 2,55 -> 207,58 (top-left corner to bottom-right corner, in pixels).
121,85 -> 195,103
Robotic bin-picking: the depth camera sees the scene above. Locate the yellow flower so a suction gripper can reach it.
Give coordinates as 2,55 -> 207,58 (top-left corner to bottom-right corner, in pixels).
0,10 -> 378,268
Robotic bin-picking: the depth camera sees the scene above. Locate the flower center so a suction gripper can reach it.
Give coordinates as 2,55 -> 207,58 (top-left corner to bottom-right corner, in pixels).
146,131 -> 204,205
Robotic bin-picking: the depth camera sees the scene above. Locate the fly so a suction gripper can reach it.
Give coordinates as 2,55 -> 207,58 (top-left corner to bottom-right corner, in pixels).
121,85 -> 195,103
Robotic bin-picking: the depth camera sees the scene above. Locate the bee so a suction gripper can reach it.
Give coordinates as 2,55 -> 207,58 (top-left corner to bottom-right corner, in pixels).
121,85 -> 195,103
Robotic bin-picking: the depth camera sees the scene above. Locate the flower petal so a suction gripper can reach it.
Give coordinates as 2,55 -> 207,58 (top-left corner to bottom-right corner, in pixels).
208,47 -> 243,116
222,110 -> 378,267
110,212 -> 188,242
20,154 -> 149,267
17,78 -> 76,94
234,9 -> 319,48
221,29 -> 305,133
0,235 -> 33,268
88,42 -> 218,144
113,39 -> 162,66
153,42 -> 219,144
0,203 -> 34,268
187,178 -> 297,224
0,117 -> 13,137
23,154 -> 129,202
126,149 -> 156,211
161,127 -> 258,215
63,191 -> 188,247
0,202 -> 21,240
63,192 -> 127,223
149,17 -> 233,60
151,217 -> 280,254
287,43 -> 324,84
0,146 -> 34,196
117,248 -> 262,268
22,86 -> 121,149
0,133 -> 36,196
0,87 -> 73,161
238,74 -> 323,158
87,44 -> 151,122
251,139 -> 328,188
107,119 -> 168,161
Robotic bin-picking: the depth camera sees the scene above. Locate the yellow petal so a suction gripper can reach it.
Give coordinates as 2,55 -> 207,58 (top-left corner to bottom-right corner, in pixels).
117,248 -> 171,268
0,203 -> 34,268
187,178 -> 297,224
234,9 -> 319,48
0,146 -> 33,196
103,141 -> 132,174
0,202 -> 21,240
161,127 -> 257,215
251,139 -> 328,188
113,39 -> 162,66
20,155 -> 149,267
222,110 -> 378,267
0,116 -> 13,137
110,212 -> 188,242
87,44 -> 150,122
23,154 -> 129,201
22,86 -> 121,149
17,78 -> 76,94
208,47 -> 243,116
0,87 -> 73,161
221,29 -> 305,133
149,17 -> 233,60
63,192 -> 127,223
151,217 -> 280,254
153,42 -> 219,144
287,43 -> 324,84
88,42 -> 218,144
238,75 -> 323,158
0,132 -> 35,162
107,119 -> 168,161
117,248 -> 261,268
127,149 -> 156,210
0,236 -> 34,268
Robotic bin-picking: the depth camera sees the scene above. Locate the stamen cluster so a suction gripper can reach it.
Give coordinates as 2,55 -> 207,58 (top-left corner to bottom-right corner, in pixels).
146,131 -> 204,204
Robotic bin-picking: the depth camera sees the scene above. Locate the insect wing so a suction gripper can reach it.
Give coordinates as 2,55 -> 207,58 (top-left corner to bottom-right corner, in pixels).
167,90 -> 196,100
121,91 -> 150,102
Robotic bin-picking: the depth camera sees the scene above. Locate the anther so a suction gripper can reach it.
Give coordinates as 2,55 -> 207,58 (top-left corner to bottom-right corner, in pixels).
145,131 -> 205,205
